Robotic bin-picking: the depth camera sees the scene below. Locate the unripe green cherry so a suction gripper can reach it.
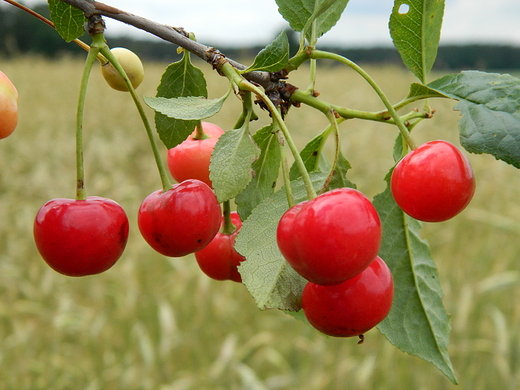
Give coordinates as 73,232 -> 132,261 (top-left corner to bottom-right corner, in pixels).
100,48 -> 144,92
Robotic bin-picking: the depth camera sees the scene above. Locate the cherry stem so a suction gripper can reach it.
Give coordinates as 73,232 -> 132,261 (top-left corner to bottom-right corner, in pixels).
217,62 -> 317,201
97,40 -> 172,193
291,89 -> 428,126
74,41 -> 101,200
305,19 -> 318,92
310,50 -> 418,150
318,111 -> 342,194
275,118 -> 295,208
221,201 -> 236,235
192,121 -> 209,140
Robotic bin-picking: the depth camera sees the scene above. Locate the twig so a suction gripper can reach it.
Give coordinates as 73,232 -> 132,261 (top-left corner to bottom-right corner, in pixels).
58,0 -> 272,89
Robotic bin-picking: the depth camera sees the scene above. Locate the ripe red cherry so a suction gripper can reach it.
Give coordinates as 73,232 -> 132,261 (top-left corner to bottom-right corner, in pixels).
195,211 -> 245,282
138,179 -> 221,257
302,256 -> 394,338
276,201 -> 308,268
277,188 -> 381,286
167,122 -> 225,188
33,197 -> 129,277
391,140 -> 476,222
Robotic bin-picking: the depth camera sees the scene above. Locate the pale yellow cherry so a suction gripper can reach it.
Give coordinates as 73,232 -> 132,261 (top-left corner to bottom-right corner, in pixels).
100,47 -> 144,92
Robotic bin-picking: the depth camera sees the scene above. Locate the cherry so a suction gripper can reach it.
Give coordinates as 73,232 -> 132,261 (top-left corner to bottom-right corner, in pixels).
33,197 -> 129,277
195,211 -> 245,282
100,47 -> 144,91
0,70 -> 18,139
167,122 -> 225,188
277,188 -> 382,286
391,140 -> 476,222
302,256 -> 394,338
138,179 -> 221,257
276,200 -> 308,268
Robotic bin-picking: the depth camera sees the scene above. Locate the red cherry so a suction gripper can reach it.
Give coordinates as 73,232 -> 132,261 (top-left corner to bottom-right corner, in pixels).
138,179 -> 221,257
277,188 -> 382,286
276,201 -> 308,267
302,256 -> 394,338
167,122 -> 225,188
195,211 -> 245,282
33,197 -> 129,277
391,140 -> 476,222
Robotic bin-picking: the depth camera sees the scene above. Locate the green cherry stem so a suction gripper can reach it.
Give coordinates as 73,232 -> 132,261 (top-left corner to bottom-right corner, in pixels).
75,42 -> 101,200
310,50 -> 418,150
318,111 -> 342,194
221,200 -> 236,235
290,88 -> 430,127
97,40 -> 172,192
192,121 -> 209,140
274,116 -> 295,208
259,92 -> 317,201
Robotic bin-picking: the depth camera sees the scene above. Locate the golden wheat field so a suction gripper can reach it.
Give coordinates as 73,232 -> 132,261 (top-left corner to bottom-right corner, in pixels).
0,55 -> 519,390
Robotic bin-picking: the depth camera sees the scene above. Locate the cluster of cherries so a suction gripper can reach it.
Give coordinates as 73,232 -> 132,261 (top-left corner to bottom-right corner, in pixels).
2,51 -> 476,340
30,121 -> 476,340
27,50 -> 245,282
277,138 -> 476,338
32,122 -> 245,281
277,188 -> 392,338
5,52 -> 474,339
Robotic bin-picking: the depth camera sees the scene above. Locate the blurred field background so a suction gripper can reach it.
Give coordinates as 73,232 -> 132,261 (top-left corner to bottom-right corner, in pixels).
0,55 -> 519,390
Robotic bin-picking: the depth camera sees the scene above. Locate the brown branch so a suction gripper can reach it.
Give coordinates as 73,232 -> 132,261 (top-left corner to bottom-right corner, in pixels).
58,0 -> 272,88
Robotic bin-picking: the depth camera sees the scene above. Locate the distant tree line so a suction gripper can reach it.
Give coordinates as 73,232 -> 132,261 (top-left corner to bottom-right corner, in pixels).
1,3 -> 520,72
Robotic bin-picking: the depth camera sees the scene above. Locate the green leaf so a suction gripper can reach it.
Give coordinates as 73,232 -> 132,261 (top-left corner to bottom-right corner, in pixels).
210,125 -> 261,203
243,31 -> 290,73
373,184 -> 458,385
275,0 -> 350,42
235,173 -> 328,311
324,151 -> 357,191
300,0 -> 347,43
407,82 -> 449,100
154,53 -> 207,149
428,71 -> 520,168
389,0 -> 445,82
392,134 -> 408,164
289,131 -> 331,180
235,125 -> 282,220
288,130 -> 356,191
144,88 -> 229,121
48,0 -> 86,42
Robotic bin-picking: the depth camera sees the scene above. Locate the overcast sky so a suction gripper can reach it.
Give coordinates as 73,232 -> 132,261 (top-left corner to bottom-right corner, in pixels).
18,0 -> 520,47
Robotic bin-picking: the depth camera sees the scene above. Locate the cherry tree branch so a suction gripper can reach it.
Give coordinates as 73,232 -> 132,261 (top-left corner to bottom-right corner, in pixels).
58,0 -> 272,88
55,0 -> 424,127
